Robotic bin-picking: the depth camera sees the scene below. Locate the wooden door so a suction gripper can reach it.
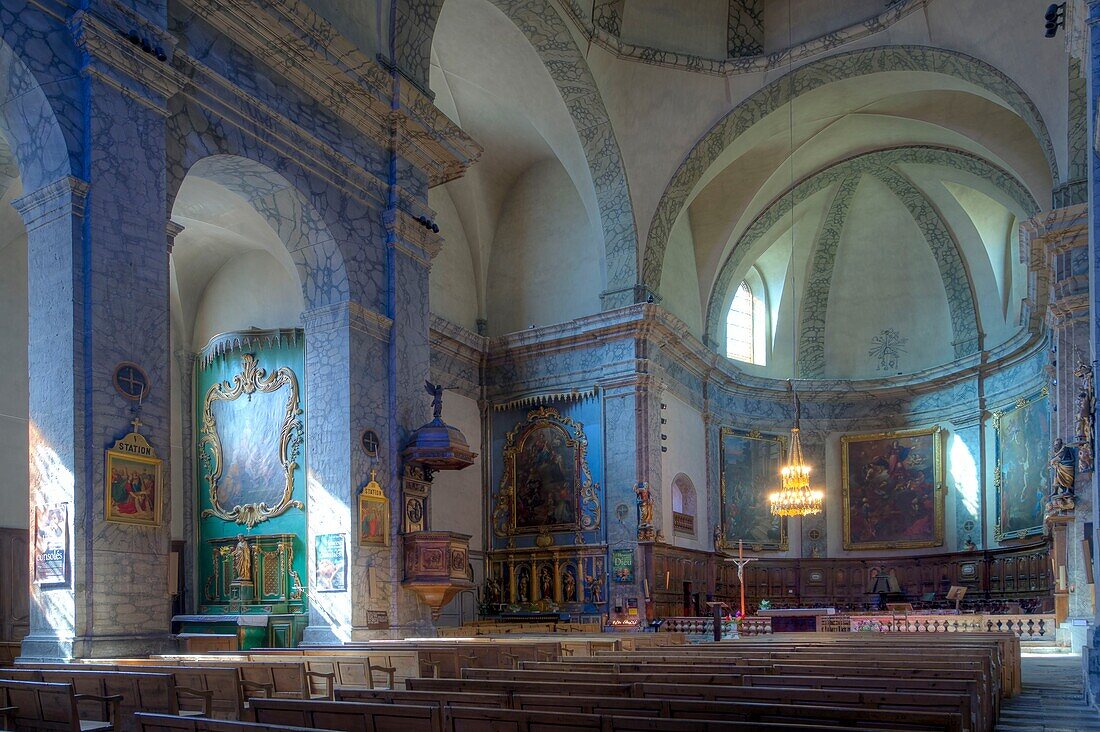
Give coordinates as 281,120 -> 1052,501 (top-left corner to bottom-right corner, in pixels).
0,528 -> 29,641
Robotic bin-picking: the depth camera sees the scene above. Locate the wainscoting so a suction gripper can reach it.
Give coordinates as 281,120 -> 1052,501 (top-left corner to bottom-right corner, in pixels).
0,528 -> 29,642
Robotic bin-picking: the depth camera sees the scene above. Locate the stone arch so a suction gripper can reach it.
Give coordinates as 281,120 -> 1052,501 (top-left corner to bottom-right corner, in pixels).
396,0 -> 639,306
644,45 -> 1059,294
671,473 -> 698,536
171,155 -> 348,311
0,35 -> 73,192
704,146 -> 1039,358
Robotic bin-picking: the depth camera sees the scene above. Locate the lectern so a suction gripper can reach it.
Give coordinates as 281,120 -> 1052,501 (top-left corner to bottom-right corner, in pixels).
706,601 -> 730,642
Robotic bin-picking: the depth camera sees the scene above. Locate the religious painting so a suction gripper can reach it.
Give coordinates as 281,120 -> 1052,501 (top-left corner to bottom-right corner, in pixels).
358,471 -> 389,547
105,429 -> 162,526
842,426 -> 945,550
198,353 -> 304,529
493,407 -> 600,537
34,503 -> 69,585
314,533 -> 346,592
720,429 -> 787,551
994,391 -> 1050,540
612,549 -> 634,583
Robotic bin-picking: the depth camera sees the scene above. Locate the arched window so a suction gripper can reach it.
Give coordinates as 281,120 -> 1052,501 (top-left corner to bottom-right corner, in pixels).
726,281 -> 756,363
671,474 -> 697,536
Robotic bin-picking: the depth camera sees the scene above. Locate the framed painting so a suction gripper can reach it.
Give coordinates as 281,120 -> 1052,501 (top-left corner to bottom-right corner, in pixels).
842,426 -> 945,550
198,353 -> 304,529
994,391 -> 1050,541
105,430 -> 162,526
359,471 -> 389,547
314,533 -> 347,592
493,406 -> 599,537
720,428 -> 788,551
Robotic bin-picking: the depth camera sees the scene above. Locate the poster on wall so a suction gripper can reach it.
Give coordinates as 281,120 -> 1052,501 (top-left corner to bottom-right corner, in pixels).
612,549 -> 634,583
34,503 -> 69,585
105,429 -> 162,526
841,426 -> 945,550
994,391 -> 1050,540
719,428 -> 787,551
314,533 -> 346,592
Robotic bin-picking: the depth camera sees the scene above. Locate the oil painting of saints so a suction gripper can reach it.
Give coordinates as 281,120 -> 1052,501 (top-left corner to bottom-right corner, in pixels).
106,457 -> 159,525
210,388 -> 286,510
720,430 -> 786,550
513,424 -> 578,531
843,428 -> 943,549
996,394 -> 1049,538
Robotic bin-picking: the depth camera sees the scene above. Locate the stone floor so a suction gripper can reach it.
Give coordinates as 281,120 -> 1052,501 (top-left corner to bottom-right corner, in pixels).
996,654 -> 1100,731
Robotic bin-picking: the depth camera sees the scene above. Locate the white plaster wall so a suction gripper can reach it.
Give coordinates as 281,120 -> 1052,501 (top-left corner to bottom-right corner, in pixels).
659,212 -> 704,335
0,182 -> 27,529
191,250 -> 305,350
658,392 -> 708,552
486,159 -> 603,335
429,186 -> 480,331
622,0 -> 728,59
824,176 -> 954,378
763,0 -> 884,52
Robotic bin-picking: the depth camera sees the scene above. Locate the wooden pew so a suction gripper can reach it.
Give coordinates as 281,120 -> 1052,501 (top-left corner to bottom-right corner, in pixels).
512,693 -> 963,732
133,712 -> 319,732
335,687 -> 509,708
0,679 -> 121,731
407,676 -> 636,699
246,697 -> 440,731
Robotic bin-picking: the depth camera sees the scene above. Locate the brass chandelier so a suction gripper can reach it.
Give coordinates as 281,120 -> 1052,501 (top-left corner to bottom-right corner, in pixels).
769,384 -> 823,517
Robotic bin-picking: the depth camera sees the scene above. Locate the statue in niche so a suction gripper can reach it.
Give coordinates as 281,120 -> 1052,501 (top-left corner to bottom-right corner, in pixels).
1050,438 -> 1076,496
562,566 -> 576,602
539,565 -> 553,600
232,535 -> 252,583
517,566 -> 530,602
424,381 -> 444,421
586,574 -> 603,604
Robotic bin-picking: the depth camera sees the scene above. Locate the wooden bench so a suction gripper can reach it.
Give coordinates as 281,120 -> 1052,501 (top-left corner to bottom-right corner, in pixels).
512,693 -> 962,732
0,679 -> 120,731
335,687 -> 509,709
246,697 -> 441,730
133,712 -> 317,732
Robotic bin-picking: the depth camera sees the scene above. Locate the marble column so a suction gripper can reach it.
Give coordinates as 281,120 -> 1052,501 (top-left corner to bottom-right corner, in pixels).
1084,0 -> 1100,701
17,4 -> 180,661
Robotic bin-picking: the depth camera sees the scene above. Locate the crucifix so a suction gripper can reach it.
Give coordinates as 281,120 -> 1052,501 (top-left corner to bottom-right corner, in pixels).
725,539 -> 758,619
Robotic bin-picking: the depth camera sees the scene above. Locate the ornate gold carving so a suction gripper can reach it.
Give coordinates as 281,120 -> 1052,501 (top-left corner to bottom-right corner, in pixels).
199,354 -> 304,528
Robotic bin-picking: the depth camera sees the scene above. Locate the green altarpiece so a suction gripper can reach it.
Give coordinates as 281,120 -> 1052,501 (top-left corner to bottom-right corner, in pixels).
182,329 -> 309,649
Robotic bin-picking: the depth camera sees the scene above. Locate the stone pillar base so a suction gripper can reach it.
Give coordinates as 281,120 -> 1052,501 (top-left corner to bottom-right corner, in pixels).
20,632 -> 175,663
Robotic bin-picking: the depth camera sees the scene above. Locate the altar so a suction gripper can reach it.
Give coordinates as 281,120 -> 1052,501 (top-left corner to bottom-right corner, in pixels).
757,607 -> 836,632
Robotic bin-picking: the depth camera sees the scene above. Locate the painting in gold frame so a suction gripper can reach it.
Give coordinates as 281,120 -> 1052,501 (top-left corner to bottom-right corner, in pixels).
358,471 -> 389,547
841,426 -> 944,550
993,390 -> 1050,541
105,429 -> 162,526
719,428 -> 788,551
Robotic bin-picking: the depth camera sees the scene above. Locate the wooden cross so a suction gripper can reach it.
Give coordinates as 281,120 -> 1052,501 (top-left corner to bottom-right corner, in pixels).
725,539 -> 758,618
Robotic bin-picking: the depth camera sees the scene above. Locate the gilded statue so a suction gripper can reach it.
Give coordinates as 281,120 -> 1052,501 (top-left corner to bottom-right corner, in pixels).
562,568 -> 576,601
232,535 -> 252,583
1073,351 -> 1095,472
1050,438 -> 1076,496
634,482 -> 653,526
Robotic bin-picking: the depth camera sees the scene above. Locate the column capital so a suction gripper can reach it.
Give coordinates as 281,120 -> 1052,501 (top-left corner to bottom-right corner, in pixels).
12,177 -> 90,231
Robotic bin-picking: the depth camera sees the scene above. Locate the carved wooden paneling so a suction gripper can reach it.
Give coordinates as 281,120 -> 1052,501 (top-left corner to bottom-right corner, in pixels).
0,528 -> 29,642
651,541 -> 1051,616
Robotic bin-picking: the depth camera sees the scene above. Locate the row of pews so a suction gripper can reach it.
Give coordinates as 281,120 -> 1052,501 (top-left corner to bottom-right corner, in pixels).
0,631 -> 1016,731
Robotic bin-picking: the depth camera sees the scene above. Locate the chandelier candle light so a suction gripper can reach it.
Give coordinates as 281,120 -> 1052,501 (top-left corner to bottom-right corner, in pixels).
769,382 -> 823,517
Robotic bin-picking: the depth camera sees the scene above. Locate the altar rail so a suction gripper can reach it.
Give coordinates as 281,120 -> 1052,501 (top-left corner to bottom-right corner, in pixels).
659,616 -> 773,636
846,613 -> 1055,640
659,612 -> 1055,639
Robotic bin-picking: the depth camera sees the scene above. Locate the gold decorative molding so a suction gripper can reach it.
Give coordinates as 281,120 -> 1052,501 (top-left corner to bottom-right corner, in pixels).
199,354 -> 305,528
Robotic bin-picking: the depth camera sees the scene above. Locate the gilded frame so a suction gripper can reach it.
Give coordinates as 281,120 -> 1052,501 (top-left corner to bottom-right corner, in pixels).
993,389 -> 1050,541
492,406 -> 600,538
105,431 -> 163,527
199,353 -> 304,529
359,473 -> 390,547
718,428 -> 788,551
841,425 -> 945,550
